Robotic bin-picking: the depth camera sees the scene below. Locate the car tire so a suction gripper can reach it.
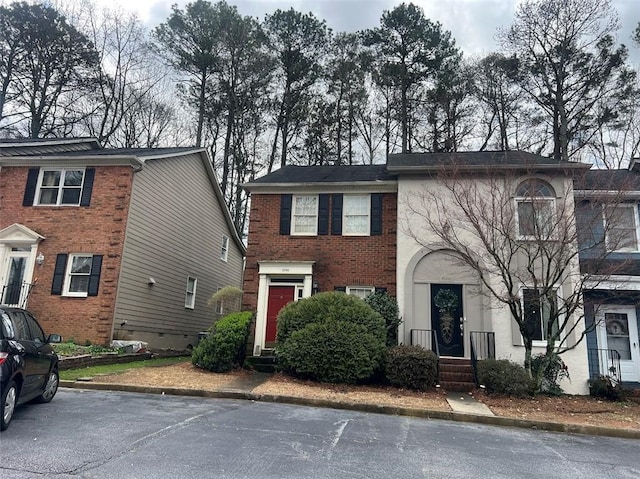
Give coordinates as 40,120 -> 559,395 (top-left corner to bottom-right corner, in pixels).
33,370 -> 59,404
1,380 -> 18,431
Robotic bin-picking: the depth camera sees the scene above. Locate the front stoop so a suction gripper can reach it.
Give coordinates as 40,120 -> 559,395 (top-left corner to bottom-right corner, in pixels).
438,358 -> 476,392
245,351 -> 277,373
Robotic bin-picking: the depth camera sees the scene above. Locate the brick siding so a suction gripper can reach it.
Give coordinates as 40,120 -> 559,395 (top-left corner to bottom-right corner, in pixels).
242,192 -> 397,312
1,166 -> 133,345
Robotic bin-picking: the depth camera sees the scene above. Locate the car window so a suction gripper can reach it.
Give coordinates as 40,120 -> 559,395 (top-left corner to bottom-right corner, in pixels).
8,312 -> 32,341
1,312 -> 15,339
25,313 -> 45,344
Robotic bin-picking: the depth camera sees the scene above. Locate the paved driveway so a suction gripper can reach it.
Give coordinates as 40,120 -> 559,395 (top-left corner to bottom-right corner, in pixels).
1,389 -> 639,478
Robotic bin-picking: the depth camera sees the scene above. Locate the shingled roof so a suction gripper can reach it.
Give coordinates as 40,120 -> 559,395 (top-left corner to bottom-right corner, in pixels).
245,164 -> 394,188
387,151 -> 590,172
574,169 -> 640,192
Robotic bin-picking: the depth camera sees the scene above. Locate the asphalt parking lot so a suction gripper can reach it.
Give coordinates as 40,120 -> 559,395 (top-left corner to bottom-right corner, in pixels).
1,388 -> 639,479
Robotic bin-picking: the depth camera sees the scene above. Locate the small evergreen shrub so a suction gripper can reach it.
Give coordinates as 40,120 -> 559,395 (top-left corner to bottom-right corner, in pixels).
385,345 -> 438,391
275,292 -> 386,383
192,311 -> 253,372
276,291 -> 386,346
364,290 -> 402,347
277,320 -> 385,384
589,375 -> 628,401
530,353 -> 570,395
477,359 -> 534,397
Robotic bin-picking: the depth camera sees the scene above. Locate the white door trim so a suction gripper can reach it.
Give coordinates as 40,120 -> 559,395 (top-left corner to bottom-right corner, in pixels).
596,305 -> 640,382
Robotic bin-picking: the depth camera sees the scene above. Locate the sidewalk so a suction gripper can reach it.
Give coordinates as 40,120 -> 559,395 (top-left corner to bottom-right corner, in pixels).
60,374 -> 640,440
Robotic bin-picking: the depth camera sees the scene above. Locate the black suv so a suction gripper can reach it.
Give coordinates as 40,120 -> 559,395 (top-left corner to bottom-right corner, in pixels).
0,307 -> 61,431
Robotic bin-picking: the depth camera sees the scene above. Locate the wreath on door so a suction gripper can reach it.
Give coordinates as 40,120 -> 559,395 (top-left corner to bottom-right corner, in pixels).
434,289 -> 459,344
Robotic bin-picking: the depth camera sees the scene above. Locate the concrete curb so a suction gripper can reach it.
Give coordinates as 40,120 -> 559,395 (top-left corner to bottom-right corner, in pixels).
59,381 -> 640,440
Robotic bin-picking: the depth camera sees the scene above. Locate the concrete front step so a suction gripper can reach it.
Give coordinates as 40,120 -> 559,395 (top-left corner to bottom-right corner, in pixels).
245,355 -> 277,373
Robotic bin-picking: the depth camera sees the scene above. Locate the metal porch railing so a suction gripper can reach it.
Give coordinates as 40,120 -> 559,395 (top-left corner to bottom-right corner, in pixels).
587,348 -> 622,384
470,331 -> 496,386
1,281 -> 35,308
410,329 -> 440,377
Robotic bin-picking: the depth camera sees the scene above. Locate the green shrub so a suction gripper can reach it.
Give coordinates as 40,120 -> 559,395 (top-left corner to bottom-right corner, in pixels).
275,292 -> 386,383
385,345 -> 437,391
191,311 -> 253,372
588,375 -> 628,401
477,359 -> 533,397
276,291 -> 386,345
364,290 -> 402,347
530,353 -> 570,395
277,320 -> 385,384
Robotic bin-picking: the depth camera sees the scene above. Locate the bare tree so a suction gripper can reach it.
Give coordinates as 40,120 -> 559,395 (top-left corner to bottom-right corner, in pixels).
401,158 -> 631,391
499,0 -> 636,162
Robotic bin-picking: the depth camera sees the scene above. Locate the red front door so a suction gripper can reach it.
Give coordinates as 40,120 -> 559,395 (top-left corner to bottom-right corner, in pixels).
266,286 -> 295,343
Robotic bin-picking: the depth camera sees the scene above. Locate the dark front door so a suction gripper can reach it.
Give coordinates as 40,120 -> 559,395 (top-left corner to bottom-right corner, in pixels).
431,284 -> 464,357
266,286 -> 295,345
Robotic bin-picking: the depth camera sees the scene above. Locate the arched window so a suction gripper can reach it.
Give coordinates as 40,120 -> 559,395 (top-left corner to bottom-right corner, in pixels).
515,179 -> 556,239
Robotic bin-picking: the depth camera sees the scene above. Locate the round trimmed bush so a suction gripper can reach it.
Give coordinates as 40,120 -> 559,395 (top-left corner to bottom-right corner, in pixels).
192,311 -> 252,372
477,359 -> 533,397
277,291 -> 386,345
277,320 -> 384,384
275,292 -> 386,384
385,345 -> 438,391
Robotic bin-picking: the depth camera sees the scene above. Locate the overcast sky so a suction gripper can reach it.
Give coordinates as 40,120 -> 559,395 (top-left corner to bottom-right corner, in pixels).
90,0 -> 640,65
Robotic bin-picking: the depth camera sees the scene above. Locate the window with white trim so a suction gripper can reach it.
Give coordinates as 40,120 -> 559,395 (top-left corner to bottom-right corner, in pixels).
63,254 -> 93,297
291,195 -> 318,235
522,287 -> 559,343
220,235 -> 229,262
36,169 -> 85,206
343,195 -> 370,235
346,286 -> 375,300
515,179 -> 556,239
185,276 -> 197,309
604,204 -> 640,252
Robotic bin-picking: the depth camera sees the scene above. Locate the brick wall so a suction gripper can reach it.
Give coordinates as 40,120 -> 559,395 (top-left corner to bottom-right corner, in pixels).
242,192 -> 397,311
0,165 -> 134,345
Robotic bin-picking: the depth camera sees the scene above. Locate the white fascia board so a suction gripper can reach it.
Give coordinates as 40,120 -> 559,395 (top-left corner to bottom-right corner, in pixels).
243,181 -> 398,194
0,155 -> 144,169
573,190 -> 640,199
387,163 -> 590,173
584,275 -> 640,291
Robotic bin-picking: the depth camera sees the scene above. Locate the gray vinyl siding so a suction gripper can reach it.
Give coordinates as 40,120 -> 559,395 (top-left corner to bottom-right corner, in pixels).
113,153 -> 243,347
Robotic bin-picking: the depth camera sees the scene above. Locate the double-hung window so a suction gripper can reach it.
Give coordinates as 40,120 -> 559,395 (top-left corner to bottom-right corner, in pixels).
522,288 -> 559,343
346,286 -> 375,299
64,254 -> 94,297
291,195 -> 318,235
220,235 -> 229,262
343,195 -> 370,235
185,276 -> 197,309
36,169 -> 85,206
604,204 -> 640,252
515,179 -> 556,239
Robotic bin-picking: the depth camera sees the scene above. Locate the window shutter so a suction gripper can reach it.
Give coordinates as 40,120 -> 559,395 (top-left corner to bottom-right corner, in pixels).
280,194 -> 292,235
318,194 -> 329,235
371,193 -> 383,236
331,194 -> 343,235
23,168 -> 40,206
51,254 -> 68,295
334,286 -> 346,292
87,255 -> 103,297
80,168 -> 95,207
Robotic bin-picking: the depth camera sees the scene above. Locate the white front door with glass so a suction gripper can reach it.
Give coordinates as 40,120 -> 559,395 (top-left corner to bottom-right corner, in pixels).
597,306 -> 640,382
